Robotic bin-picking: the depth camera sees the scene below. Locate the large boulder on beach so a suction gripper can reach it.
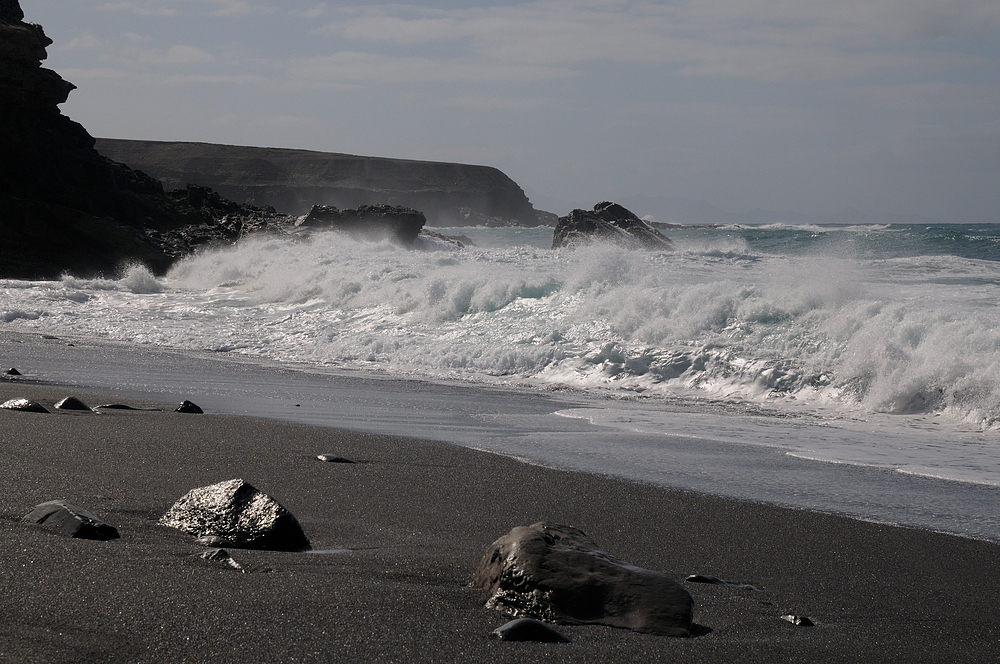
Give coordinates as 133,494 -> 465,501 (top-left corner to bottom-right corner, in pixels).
472,521 -> 693,636
159,479 -> 310,551
23,500 -> 120,540
296,204 -> 426,245
552,201 -> 674,250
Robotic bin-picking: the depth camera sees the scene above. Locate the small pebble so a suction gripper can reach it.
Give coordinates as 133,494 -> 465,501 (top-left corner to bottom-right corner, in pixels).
198,548 -> 244,571
686,574 -> 760,591
492,618 -> 571,643
780,615 -> 815,626
175,400 -> 204,414
317,454 -> 356,463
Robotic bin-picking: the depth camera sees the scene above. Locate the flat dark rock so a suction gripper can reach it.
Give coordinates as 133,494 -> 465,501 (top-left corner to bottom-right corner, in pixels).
552,201 -> 674,250
23,500 -> 120,540
174,400 -> 204,414
472,521 -> 693,636
54,396 -> 92,411
5,367 -> 21,375
1,398 -> 48,413
296,204 -> 426,246
159,478 -> 310,551
95,404 -> 161,411
781,615 -> 815,626
686,574 -> 760,591
492,618 -> 571,643
317,454 -> 356,463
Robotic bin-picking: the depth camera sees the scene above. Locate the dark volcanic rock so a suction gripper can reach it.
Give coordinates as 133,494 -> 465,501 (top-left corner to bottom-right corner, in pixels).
552,202 -> 674,250
174,400 -> 204,414
4,367 -> 21,376
159,478 -> 310,551
296,204 -> 425,245
54,396 -> 92,411
316,454 -> 356,463
0,1 -> 293,279
0,397 -> 48,412
95,138 -> 542,226
492,618 -> 571,643
472,522 -> 693,636
23,500 -> 120,540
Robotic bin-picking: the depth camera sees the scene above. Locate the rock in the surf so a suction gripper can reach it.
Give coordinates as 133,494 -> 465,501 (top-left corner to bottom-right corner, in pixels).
0,397 -> 48,413
472,521 -> 693,636
4,367 -> 21,375
552,201 -> 674,250
54,396 -> 92,411
23,500 -> 120,540
159,478 -> 310,551
492,617 -> 571,642
174,400 -> 204,414
296,204 -> 425,246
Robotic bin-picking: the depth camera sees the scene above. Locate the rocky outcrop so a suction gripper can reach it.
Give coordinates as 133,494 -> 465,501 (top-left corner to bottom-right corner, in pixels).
159,479 -> 310,552
95,138 -> 545,227
0,1 -> 292,279
472,522 -> 693,636
552,202 -> 674,250
296,204 -> 426,245
23,500 -> 120,540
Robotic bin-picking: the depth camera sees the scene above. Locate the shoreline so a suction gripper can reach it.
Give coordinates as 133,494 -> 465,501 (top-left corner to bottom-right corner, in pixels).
4,328 -> 1000,544
2,382 -> 1000,662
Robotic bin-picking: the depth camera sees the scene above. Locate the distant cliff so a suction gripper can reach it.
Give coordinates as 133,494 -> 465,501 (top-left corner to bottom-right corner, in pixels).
95,139 -> 542,227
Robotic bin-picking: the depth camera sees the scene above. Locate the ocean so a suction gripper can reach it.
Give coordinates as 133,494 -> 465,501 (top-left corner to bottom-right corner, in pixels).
4,221 -> 1000,540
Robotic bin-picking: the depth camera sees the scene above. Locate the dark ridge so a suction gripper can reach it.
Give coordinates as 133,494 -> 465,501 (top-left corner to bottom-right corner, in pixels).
95,138 -> 543,227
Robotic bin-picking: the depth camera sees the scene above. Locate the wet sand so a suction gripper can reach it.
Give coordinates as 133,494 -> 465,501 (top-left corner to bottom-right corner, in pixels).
2,383 -> 999,663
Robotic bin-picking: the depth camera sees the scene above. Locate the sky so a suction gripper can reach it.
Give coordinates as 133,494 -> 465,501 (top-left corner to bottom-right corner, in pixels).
24,0 -> 1000,222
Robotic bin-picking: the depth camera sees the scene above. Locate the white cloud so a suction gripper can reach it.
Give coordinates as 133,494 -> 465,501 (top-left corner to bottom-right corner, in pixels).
140,44 -> 217,65
206,0 -> 254,17
98,2 -> 178,16
287,51 -> 578,87
315,0 -> 1000,82
59,33 -> 106,51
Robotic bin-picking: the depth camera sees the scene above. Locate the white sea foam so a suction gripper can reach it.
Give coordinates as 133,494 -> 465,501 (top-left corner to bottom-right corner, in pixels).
4,227 -> 1000,434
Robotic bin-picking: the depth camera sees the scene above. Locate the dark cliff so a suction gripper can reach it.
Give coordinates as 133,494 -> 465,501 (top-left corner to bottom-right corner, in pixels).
0,0 -> 290,279
94,139 -> 542,227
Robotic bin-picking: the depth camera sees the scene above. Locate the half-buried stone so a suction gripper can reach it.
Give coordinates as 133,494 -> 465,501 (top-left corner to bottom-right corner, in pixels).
159,479 -> 310,551
54,396 -> 93,411
472,521 -> 693,637
492,618 -> 571,643
0,398 -> 48,413
23,500 -> 120,540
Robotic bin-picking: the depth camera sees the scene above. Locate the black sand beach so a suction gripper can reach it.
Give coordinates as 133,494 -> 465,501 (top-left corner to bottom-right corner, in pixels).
2,383 -> 1000,663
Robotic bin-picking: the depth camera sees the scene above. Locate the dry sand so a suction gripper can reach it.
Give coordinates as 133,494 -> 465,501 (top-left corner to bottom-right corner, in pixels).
2,383 -> 999,663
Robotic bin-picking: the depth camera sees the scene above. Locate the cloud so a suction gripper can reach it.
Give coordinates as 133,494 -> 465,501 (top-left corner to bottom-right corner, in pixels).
314,0 -> 1000,83
60,67 -> 267,87
140,44 -> 217,65
58,33 -> 106,51
98,0 -> 258,18
98,2 -> 178,16
205,0 -> 254,17
287,51 -> 578,87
